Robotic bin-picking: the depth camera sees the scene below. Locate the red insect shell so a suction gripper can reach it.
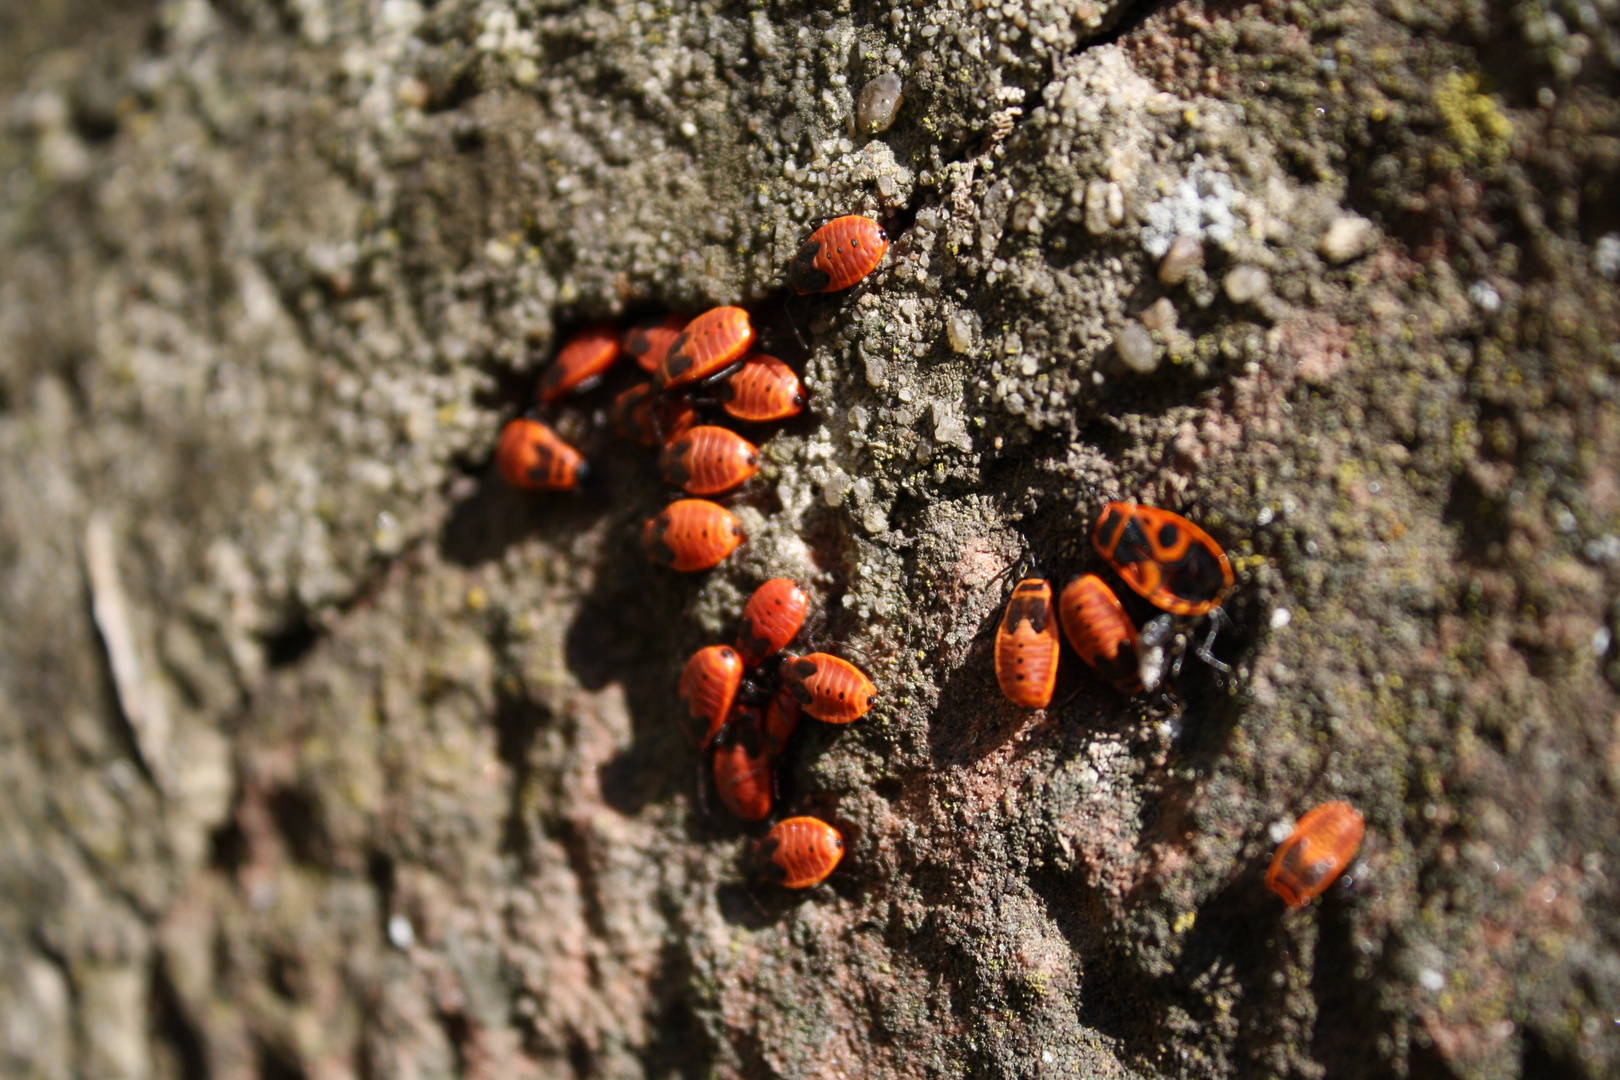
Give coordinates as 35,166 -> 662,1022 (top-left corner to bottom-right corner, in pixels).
757,816 -> 845,888
715,355 -> 806,423
1057,574 -> 1144,695
1266,801 -> 1366,909
780,652 -> 874,724
659,425 -> 761,496
656,306 -> 756,390
1092,502 -> 1234,617
538,321 -> 621,402
786,215 -> 889,294
713,706 -> 773,821
994,578 -> 1061,709
494,418 -> 586,491
610,383 -> 695,447
622,313 -> 687,374
762,687 -> 802,759
736,578 -> 810,666
680,645 -> 745,748
643,499 -> 744,572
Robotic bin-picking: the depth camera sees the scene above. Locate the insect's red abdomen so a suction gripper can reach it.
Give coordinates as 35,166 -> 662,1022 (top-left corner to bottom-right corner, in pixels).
495,418 -> 586,491
1265,801 -> 1365,909
780,652 -> 874,724
756,816 -> 844,888
786,216 -> 889,294
643,499 -> 744,571
656,307 -> 755,390
538,322 -> 621,402
736,578 -> 809,666
994,578 -> 1061,709
659,425 -> 760,496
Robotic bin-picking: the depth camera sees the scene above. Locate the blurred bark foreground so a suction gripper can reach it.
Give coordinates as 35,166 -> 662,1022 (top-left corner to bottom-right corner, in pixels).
2,0 -> 1619,1077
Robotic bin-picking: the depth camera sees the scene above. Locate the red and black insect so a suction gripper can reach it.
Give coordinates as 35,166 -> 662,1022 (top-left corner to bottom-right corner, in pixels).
680,644 -> 745,748
610,382 -> 696,447
494,418 -> 586,491
659,425 -> 761,496
1092,502 -> 1233,617
994,578 -> 1061,709
656,306 -> 756,390
714,355 -> 806,423
643,499 -> 744,572
1057,574 -> 1145,695
762,686 -> 802,759
780,652 -> 874,724
736,578 -> 810,666
622,313 -> 687,374
537,322 -> 621,402
756,815 -> 844,888
786,215 -> 889,294
1265,801 -> 1366,909
713,706 -> 773,821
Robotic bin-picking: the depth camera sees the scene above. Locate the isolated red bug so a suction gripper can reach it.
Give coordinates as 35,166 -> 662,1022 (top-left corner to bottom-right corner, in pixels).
494,418 -> 586,491
1092,502 -> 1233,617
762,687 -> 802,759
610,383 -> 695,447
1266,801 -> 1366,909
994,578 -> 1061,709
715,355 -> 806,423
622,313 -> 687,374
1057,574 -> 1144,695
780,652 -> 875,724
736,578 -> 810,666
757,816 -> 845,888
656,306 -> 756,390
643,499 -> 744,572
537,322 -> 621,402
713,706 -> 773,821
679,645 -> 745,748
659,425 -> 761,496
786,215 -> 889,294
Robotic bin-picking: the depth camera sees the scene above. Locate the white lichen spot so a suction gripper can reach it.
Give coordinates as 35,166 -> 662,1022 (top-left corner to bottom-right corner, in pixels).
1270,607 -> 1292,630
1141,159 -> 1242,258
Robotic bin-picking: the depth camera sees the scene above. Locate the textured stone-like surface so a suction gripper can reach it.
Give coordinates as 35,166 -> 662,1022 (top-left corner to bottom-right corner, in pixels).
2,0 -> 1619,1077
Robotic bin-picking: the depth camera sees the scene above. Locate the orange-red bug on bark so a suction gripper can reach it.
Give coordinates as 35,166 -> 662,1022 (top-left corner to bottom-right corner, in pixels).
1092,502 -> 1234,617
643,499 -> 744,572
1057,574 -> 1144,694
756,816 -> 845,888
762,687 -> 802,759
538,321 -> 621,402
659,425 -> 761,496
1265,801 -> 1366,909
994,578 -> 1062,709
780,652 -> 874,724
713,706 -> 773,821
736,578 -> 810,666
680,644 -> 745,748
715,355 -> 806,422
610,383 -> 696,447
495,418 -> 587,491
656,306 -> 756,390
622,313 -> 688,374
786,215 -> 889,294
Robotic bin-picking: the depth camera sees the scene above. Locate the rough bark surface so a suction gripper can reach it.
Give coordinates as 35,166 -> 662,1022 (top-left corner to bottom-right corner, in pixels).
2,0 -> 1619,1077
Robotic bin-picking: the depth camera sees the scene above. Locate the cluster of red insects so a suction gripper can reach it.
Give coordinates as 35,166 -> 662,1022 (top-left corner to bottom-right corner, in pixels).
993,501 -> 1365,908
680,579 -> 875,888
494,216 -> 889,890
494,209 -> 1362,906
495,214 -> 888,578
